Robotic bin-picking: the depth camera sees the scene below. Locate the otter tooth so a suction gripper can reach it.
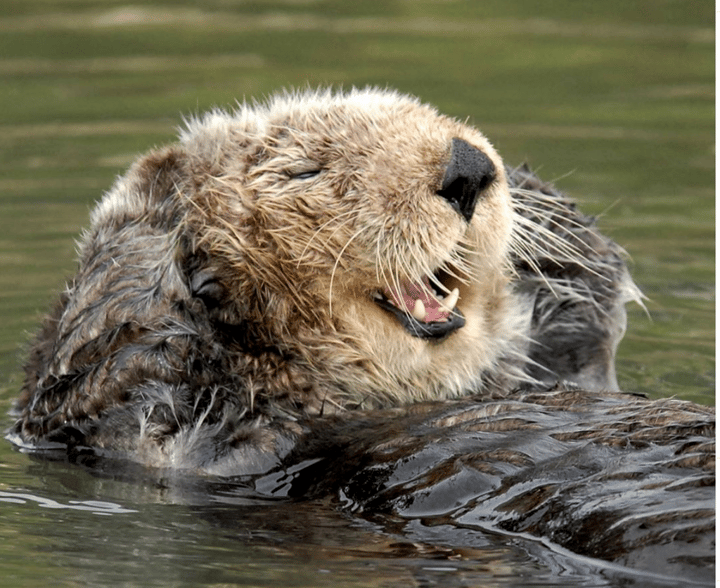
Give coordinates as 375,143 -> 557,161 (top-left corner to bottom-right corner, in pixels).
440,288 -> 460,313
411,299 -> 426,321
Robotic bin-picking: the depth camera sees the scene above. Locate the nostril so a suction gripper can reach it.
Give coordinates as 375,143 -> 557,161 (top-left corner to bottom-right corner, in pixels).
436,138 -> 496,222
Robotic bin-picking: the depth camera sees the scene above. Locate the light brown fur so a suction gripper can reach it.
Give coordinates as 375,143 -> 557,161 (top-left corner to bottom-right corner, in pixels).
8,87 -> 713,582
172,90 -> 518,408
11,88 -> 637,470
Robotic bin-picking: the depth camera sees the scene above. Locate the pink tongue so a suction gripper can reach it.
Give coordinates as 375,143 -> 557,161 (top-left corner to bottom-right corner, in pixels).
384,277 -> 450,323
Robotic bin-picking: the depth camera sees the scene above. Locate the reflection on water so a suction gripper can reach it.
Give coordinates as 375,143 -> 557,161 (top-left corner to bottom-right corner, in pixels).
1,455 -> 701,588
0,490 -> 137,515
0,0 -> 713,586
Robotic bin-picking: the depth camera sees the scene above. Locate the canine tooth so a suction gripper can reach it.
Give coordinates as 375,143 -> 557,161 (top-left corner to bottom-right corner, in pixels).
411,299 -> 426,321
440,288 -> 460,313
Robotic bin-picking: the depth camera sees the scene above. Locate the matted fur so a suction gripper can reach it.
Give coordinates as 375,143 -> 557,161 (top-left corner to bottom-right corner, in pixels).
11,88 -> 640,471
284,387 -> 713,583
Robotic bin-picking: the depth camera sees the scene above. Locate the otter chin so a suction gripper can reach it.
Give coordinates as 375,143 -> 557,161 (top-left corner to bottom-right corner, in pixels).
10,87 -> 641,468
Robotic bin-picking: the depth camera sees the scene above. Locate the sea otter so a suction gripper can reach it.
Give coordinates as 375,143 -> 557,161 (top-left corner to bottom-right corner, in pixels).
7,88 -> 714,581
10,87 -> 639,469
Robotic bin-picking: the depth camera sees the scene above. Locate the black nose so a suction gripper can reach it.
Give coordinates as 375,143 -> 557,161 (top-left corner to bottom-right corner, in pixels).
436,138 -> 496,223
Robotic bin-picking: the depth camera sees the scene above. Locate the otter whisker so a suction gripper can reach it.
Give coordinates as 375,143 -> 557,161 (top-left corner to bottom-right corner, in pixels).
511,214 -> 605,276
436,256 -> 474,287
510,208 -> 589,255
510,187 -> 631,275
297,209 -> 361,267
374,218 -> 389,286
507,240 -> 560,295
450,240 -> 490,273
512,196 -> 606,252
328,225 -> 366,317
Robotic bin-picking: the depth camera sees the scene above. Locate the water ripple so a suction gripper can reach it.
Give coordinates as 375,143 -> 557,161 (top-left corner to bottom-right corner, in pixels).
0,490 -> 137,516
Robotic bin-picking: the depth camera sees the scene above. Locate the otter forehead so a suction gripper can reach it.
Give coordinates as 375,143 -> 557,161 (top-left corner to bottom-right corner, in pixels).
179,88 -> 499,171
181,88 -> 427,138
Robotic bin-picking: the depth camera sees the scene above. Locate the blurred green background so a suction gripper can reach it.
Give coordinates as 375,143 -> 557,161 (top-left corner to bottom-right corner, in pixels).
0,3 -> 714,588
0,0 -> 714,409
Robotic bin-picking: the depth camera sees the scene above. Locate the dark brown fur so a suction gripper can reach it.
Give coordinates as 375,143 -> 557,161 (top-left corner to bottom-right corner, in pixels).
7,88 -> 714,582
276,388 -> 714,583
11,161 -> 637,467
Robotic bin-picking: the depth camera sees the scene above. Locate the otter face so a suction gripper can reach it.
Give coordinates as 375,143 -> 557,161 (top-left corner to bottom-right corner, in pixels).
181,89 -> 519,407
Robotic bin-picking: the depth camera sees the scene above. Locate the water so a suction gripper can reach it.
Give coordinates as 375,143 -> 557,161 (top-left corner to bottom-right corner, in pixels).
0,1 -> 714,587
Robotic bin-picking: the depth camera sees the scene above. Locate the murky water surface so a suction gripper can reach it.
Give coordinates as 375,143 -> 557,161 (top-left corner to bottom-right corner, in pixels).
0,1 -> 713,587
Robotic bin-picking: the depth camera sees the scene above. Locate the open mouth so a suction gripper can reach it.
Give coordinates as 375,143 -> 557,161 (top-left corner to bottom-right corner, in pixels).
373,272 -> 466,341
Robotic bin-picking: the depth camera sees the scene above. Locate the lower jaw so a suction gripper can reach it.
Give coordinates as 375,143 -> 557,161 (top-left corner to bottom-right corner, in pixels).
374,298 -> 466,341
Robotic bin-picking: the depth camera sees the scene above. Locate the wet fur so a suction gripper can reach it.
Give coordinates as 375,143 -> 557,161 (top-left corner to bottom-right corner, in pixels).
283,387 -> 714,584
4,88 -> 667,472
8,87 -> 714,580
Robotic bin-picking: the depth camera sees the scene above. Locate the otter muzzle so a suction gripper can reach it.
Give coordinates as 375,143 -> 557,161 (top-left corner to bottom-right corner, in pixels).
436,138 -> 496,222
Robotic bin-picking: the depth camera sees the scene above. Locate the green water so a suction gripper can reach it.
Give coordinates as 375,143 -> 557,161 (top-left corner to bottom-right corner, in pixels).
0,1 -> 714,587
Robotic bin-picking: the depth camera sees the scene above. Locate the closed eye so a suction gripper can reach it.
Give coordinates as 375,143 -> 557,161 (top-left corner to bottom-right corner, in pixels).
291,169 -> 322,180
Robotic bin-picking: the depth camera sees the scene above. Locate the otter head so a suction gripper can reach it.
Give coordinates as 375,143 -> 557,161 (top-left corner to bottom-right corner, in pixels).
179,88 -> 519,409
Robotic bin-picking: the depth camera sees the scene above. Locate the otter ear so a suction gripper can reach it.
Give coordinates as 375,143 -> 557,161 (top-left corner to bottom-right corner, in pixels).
91,146 -> 190,230
180,240 -> 229,311
129,147 -> 232,312
130,146 -> 189,211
